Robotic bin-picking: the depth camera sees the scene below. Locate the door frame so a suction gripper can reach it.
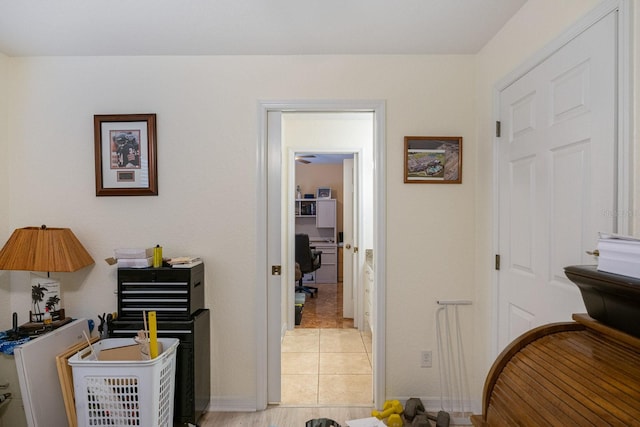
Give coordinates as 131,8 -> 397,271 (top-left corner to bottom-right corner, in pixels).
256,100 -> 387,409
491,0 -> 632,357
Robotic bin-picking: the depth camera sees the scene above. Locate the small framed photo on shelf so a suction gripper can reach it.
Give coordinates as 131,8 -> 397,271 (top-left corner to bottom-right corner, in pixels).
316,187 -> 331,199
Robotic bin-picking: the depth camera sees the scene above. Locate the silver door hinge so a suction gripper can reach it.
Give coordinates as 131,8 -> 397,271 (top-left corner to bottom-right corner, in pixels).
495,254 -> 500,270
496,121 -> 501,138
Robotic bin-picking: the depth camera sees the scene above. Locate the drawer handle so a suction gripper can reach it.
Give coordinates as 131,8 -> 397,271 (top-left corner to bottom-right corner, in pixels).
122,282 -> 189,286
122,290 -> 187,294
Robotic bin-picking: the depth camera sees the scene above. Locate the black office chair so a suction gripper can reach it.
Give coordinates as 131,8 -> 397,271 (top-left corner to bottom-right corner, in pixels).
295,233 -> 321,298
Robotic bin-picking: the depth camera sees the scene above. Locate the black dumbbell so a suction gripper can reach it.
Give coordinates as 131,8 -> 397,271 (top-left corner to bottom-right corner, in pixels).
404,397 -> 450,427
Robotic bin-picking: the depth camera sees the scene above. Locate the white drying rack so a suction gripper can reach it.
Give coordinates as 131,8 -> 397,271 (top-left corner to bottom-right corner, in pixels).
436,300 -> 472,425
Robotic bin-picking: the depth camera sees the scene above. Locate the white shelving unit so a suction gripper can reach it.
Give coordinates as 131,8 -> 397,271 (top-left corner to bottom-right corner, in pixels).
295,198 -> 337,283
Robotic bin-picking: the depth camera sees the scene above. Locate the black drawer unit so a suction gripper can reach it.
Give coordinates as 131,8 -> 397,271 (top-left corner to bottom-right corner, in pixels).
117,263 -> 204,321
110,309 -> 211,427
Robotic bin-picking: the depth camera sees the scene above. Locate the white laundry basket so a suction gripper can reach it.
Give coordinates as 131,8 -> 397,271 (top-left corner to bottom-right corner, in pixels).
68,337 -> 179,427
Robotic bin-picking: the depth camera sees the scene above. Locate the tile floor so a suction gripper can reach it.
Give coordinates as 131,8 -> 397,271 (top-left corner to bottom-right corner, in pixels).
281,327 -> 373,405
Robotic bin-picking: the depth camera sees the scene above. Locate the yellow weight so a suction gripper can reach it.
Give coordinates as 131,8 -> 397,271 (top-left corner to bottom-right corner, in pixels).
371,399 -> 403,420
387,413 -> 404,427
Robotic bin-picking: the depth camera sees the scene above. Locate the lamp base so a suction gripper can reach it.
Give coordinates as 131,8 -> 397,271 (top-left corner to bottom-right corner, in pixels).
19,316 -> 72,336
30,308 -> 65,323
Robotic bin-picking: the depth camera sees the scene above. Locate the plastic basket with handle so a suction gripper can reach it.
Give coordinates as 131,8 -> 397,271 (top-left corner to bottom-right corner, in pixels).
68,337 -> 179,427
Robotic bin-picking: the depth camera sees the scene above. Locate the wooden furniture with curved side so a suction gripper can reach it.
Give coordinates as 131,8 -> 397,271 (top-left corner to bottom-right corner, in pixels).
470,313 -> 640,426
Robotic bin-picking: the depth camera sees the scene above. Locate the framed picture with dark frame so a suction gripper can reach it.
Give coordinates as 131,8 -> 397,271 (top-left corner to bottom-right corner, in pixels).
404,136 -> 462,184
94,113 -> 158,196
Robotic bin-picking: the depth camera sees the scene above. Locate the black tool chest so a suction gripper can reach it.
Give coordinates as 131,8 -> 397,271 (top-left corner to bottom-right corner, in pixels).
112,263 -> 209,427
117,263 -> 204,321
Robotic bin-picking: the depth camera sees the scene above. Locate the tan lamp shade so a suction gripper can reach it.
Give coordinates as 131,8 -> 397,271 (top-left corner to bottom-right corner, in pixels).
0,225 -> 95,272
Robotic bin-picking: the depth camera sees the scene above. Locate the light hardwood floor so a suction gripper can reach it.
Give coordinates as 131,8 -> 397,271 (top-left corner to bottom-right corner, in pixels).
200,406 -> 373,426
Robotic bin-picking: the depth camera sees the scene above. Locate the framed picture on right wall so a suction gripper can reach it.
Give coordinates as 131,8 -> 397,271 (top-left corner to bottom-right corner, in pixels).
404,136 -> 462,184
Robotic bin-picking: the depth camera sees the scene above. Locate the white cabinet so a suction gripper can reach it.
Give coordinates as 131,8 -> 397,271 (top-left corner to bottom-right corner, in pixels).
316,199 -> 336,228
294,198 -> 337,244
314,244 -> 337,283
364,261 -> 374,334
295,199 -> 336,229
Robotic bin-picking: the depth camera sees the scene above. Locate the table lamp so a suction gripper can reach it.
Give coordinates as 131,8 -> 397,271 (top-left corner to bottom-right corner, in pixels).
0,225 -> 95,323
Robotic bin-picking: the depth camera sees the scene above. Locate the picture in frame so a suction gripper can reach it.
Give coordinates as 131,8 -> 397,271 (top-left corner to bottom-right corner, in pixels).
404,136 -> 462,184
94,113 -> 158,196
317,187 -> 332,199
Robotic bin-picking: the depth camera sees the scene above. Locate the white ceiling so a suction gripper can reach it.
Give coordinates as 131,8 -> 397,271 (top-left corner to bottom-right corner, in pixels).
0,0 -> 527,57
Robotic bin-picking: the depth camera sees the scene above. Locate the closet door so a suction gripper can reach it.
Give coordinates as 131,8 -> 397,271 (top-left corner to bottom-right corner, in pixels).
496,11 -> 617,351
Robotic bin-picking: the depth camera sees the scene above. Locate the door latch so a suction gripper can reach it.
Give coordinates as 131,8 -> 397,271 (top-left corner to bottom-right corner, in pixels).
271,265 -> 281,275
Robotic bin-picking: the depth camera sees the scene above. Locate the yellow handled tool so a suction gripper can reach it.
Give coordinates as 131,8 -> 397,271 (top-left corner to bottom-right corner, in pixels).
148,311 -> 159,358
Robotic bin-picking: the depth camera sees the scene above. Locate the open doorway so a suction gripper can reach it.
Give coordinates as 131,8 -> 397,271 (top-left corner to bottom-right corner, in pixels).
281,112 -> 373,405
259,101 -> 386,410
293,152 -> 356,326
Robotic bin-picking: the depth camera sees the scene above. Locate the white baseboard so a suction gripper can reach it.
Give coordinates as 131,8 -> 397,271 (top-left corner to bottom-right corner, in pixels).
207,396 -> 260,412
206,395 -> 481,418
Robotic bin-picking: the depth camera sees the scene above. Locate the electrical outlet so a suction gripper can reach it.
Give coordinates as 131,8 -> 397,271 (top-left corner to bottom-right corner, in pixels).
421,350 -> 432,368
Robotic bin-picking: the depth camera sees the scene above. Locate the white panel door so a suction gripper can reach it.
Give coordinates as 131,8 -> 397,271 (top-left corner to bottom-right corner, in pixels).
497,11 -> 617,350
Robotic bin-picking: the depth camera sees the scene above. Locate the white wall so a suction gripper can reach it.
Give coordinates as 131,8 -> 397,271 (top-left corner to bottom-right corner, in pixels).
473,0 -> 612,402
2,55 -> 477,408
